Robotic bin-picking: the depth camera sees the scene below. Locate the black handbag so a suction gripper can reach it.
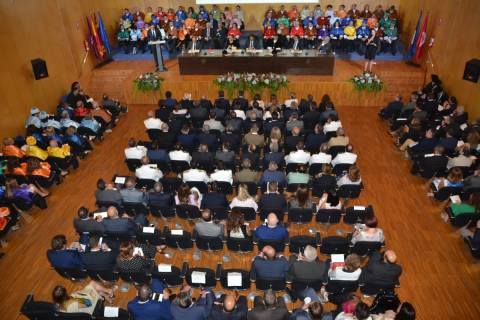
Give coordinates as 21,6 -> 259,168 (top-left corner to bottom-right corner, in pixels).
369,289 -> 400,314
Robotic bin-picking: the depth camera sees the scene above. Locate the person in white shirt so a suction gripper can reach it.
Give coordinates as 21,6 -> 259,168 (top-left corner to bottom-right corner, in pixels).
135,156 -> 163,181
331,145 -> 357,167
337,165 -> 362,187
310,143 -> 332,165
285,141 -> 311,164
143,110 -> 163,129
203,111 -> 225,132
229,183 -> 258,211
124,138 -> 148,159
328,254 -> 362,281
210,162 -> 233,184
182,162 -> 210,183
323,116 -> 342,133
168,143 -> 192,164
284,92 -> 298,108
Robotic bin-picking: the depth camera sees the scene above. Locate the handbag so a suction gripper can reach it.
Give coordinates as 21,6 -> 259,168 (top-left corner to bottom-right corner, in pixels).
369,289 -> 400,314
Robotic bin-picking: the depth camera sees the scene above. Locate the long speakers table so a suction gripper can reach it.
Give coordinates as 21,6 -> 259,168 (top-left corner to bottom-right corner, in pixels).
178,49 -> 334,75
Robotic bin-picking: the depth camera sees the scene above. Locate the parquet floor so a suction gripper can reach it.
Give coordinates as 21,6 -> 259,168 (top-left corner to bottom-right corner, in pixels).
0,61 -> 478,319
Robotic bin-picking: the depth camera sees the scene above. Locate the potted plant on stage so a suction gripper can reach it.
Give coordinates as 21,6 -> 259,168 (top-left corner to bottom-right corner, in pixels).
133,72 -> 164,92
349,72 -> 384,92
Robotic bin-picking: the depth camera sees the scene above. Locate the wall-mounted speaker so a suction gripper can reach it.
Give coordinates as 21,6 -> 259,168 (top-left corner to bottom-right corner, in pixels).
463,59 -> 480,83
31,58 -> 48,80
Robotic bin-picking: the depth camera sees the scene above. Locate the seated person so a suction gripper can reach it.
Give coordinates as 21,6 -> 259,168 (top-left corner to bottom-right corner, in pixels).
135,156 -> 163,182
337,165 -> 362,187
244,33 -> 260,50
332,144 -> 358,167
81,235 -> 116,270
287,165 -> 310,185
285,141 -> 310,164
101,206 -> 138,234
215,142 -> 235,165
248,289 -> 289,320
328,127 -> 350,147
4,177 -> 48,209
192,144 -> 215,169
210,162 -> 233,184
201,182 -> 229,209
144,110 -> 163,130
259,181 -> 287,214
115,240 -> 152,273
95,179 -> 123,206
46,234 -> 84,269
171,285 -> 214,320
310,143 -> 332,165
73,206 -> 105,236
306,124 -> 328,152
47,139 -> 78,172
128,280 -> 172,320
52,282 -> 114,315
210,293 -> 247,320
148,182 -> 174,207
25,136 -> 48,161
120,177 -> 147,205
431,167 -> 464,192
360,250 -> 402,287
259,161 -> 286,187
147,141 -> 170,163
461,220 -> 480,250
351,214 -> 385,244
169,143 -> 192,164
2,137 -> 25,158
243,124 -> 265,147
230,183 -> 258,211
175,183 -> 202,208
226,209 -> 252,239
182,161 -> 210,184
288,185 -> 315,210
251,245 -> 289,280
254,213 -> 288,241
328,253 -> 362,281
288,245 -> 328,285
194,208 -> 225,238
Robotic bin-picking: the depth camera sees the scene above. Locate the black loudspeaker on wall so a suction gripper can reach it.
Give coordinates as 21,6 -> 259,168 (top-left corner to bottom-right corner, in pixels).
463,59 -> 480,83
31,58 -> 48,80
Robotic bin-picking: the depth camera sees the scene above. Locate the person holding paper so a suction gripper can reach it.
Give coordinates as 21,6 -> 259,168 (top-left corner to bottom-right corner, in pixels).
135,156 -> 163,182
46,234 -> 84,269
101,206 -> 138,235
81,235 -> 116,271
95,179 -> 123,206
128,280 -> 172,320
115,241 -> 152,273
328,253 -> 362,281
73,206 -> 105,236
171,285 -> 213,320
210,294 -> 247,320
120,177 -> 148,205
52,282 -> 114,315
351,214 -> 384,244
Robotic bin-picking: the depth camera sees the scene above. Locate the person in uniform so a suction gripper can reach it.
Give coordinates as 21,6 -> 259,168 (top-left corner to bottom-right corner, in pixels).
317,25 -> 331,53
356,20 -> 371,55
382,23 -> 398,55
263,23 -> 276,49
304,22 -> 317,49
329,20 -> 344,53
343,20 -> 356,52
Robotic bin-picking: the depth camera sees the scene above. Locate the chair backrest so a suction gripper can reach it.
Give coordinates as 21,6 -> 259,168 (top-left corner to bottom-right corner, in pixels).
86,269 -> 119,283
289,235 -> 317,254
325,280 -> 359,295
146,129 -> 162,141
292,278 -> 324,292
216,181 -> 233,195
316,208 -> 343,224
337,184 -> 362,199
136,179 -> 156,190
343,206 -> 371,224
160,177 -> 183,193
210,207 -> 229,220
54,267 -> 88,281
220,269 -> 251,290
195,235 -> 224,251
240,182 -> 258,197
333,163 -> 353,176
360,283 -> 397,296
150,205 -> 176,219
136,228 -> 163,246
434,186 -> 463,201
165,231 -> 193,249
186,181 -> 209,194
152,265 -> 183,287
257,239 -> 286,252
320,236 -> 350,255
259,208 -> 284,222
226,237 -> 254,252
54,311 -> 93,319
169,160 -> 190,173
288,208 -> 314,224
125,159 -> 141,172
232,206 -> 257,221
94,307 -> 130,320
20,294 -> 55,320
350,241 -> 383,256
255,277 -> 286,291
176,204 -> 201,220
123,202 -> 148,216
186,267 -> 216,288
328,146 -> 347,158
118,271 -> 150,286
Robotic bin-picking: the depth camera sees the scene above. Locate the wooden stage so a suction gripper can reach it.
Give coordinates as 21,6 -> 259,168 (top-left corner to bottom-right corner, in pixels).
1,60 -> 479,320
87,58 -> 424,108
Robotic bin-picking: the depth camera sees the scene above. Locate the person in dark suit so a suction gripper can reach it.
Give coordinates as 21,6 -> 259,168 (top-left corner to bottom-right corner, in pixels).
263,143 -> 285,168
360,250 -> 402,287
379,95 -> 403,120
214,90 -> 230,111
284,127 -> 303,154
192,143 -> 215,168
159,91 -> 178,109
247,289 -> 289,320
302,103 -> 321,132
147,24 -> 164,70
148,182 -> 174,207
244,34 -> 261,50
95,179 -> 123,206
263,112 -> 284,136
171,286 -> 214,320
147,141 -> 170,163
101,206 -> 138,235
199,96 -> 213,109
305,124 -> 328,152
241,144 -> 261,169
73,206 -> 105,236
187,36 -> 203,51
210,294 -> 248,320
128,280 -> 172,320
81,235 -> 116,271
411,145 -> 448,177
201,182 -> 229,209
177,125 -> 198,151
251,245 -> 289,280
438,129 -> 458,155
197,125 -> 219,151
232,91 -> 249,112
190,101 -> 209,127
46,234 -> 84,269
220,125 -> 241,150
258,182 -> 287,214
157,123 -> 176,150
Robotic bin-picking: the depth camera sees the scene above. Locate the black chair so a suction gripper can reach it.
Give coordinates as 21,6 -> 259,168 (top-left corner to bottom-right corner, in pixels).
169,160 -> 190,173
226,237 -> 254,252
54,311 -> 93,319
308,163 -> 324,177
285,163 -> 302,174
152,263 -> 187,287
186,267 -> 217,288
194,235 -> 224,251
118,271 -> 150,286
86,268 -> 119,283
123,202 -> 148,216
176,204 -> 201,220
136,178 -> 156,190
256,239 -> 287,252
95,307 -> 130,320
325,280 -> 359,295
316,208 -> 343,224
96,201 -> 122,212
210,207 -> 229,220
160,177 -> 183,193
350,241 -> 384,256
239,182 -> 259,197
254,277 -> 286,291
464,236 -> 480,259
150,205 -> 176,219
216,181 -> 233,195
333,163 -> 353,176
164,228 -> 194,250
337,184 -> 362,199
286,183 -> 305,193
136,227 -> 164,246
289,234 -> 319,254
311,177 -> 337,197
288,208 -> 314,224
232,206 -> 257,221
360,283 -> 397,296
125,159 -> 141,172
328,146 -> 346,158
343,205 -> 372,224
146,129 -> 162,141
325,131 -> 337,140
320,236 -> 350,255
219,267 -> 251,290
20,294 -> 55,320
259,208 -> 285,222
433,186 -> 464,201
186,181 -> 209,194
291,278 -> 325,292
54,267 -> 88,281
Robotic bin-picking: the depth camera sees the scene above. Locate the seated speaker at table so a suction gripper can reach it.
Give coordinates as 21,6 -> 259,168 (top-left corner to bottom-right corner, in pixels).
243,34 -> 261,50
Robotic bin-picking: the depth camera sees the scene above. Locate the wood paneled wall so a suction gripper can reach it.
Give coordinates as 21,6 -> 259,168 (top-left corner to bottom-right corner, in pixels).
398,0 -> 480,120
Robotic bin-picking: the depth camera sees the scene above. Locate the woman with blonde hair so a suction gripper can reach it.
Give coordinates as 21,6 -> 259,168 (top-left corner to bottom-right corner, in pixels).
269,126 -> 283,145
229,183 -> 258,211
337,165 -> 362,187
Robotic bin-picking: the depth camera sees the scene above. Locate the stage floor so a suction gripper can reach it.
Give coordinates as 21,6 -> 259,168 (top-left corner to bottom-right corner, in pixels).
86,58 -> 424,107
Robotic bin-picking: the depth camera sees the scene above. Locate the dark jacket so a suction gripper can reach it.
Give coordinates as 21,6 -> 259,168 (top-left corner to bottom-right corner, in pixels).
247,297 -> 289,320
81,250 -> 117,270
360,251 -> 402,286
171,291 -> 214,320
73,218 -> 105,235
288,256 -> 328,283
47,249 -> 84,269
210,296 -> 247,320
259,193 -> 287,212
201,192 -> 229,209
102,218 -> 137,234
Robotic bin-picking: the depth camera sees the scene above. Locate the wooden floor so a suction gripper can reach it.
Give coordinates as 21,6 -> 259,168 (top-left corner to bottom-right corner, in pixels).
1,61 -> 479,320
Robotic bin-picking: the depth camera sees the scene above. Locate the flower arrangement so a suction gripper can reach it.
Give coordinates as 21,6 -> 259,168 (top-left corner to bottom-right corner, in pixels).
213,72 -> 289,98
133,72 -> 164,92
349,72 -> 384,92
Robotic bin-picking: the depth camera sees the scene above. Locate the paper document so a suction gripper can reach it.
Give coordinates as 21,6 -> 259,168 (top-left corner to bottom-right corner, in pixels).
191,271 -> 206,284
227,272 -> 242,287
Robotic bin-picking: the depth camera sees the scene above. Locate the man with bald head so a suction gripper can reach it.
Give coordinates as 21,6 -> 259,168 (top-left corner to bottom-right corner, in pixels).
251,245 -> 289,280
254,213 -> 289,242
360,250 -> 402,289
210,294 -> 247,320
127,279 -> 172,320
144,110 -> 164,129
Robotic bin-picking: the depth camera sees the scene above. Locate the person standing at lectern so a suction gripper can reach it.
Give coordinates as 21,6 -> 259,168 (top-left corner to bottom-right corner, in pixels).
147,24 -> 163,70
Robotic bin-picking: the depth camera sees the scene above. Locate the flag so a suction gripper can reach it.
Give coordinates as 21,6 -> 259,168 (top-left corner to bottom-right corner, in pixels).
97,13 -> 112,56
406,11 -> 422,61
415,13 -> 429,61
86,16 -> 100,59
